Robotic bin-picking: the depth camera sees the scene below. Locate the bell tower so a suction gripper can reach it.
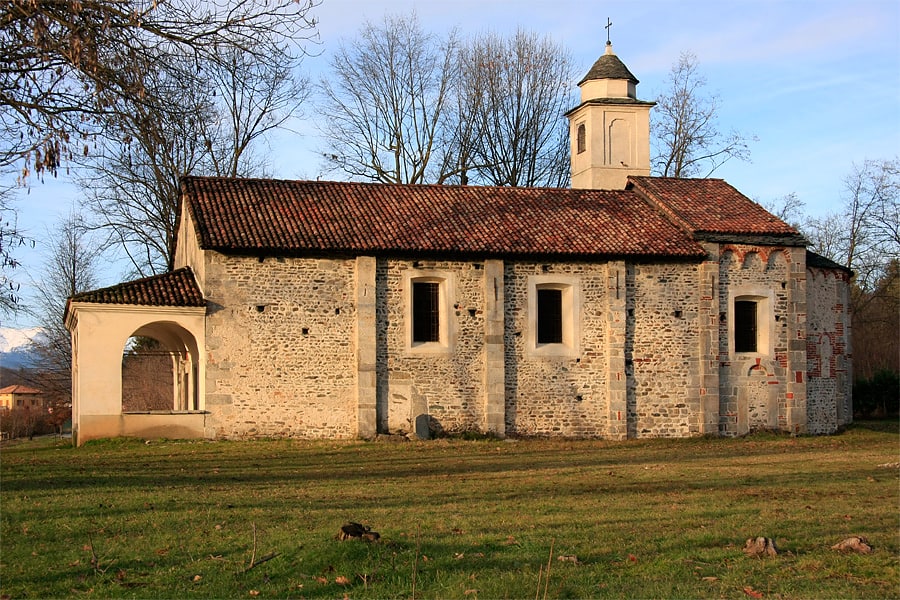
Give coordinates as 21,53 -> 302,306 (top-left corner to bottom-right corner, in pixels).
567,37 -> 654,190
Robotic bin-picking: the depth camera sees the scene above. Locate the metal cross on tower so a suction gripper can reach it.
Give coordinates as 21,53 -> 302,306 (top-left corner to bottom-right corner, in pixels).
605,17 -> 612,45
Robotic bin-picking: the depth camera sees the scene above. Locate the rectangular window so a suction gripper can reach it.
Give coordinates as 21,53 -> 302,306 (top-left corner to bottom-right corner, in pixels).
527,276 -> 580,358
537,288 -> 563,344
412,281 -> 440,343
734,300 -> 757,352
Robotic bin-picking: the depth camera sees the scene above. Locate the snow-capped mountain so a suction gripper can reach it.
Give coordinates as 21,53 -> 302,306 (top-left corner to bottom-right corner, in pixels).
0,327 -> 46,369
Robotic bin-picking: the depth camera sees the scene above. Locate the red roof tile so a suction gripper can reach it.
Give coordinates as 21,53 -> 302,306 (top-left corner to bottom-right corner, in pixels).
0,385 -> 42,395
180,177 -> 707,259
629,176 -> 802,238
68,267 -> 205,308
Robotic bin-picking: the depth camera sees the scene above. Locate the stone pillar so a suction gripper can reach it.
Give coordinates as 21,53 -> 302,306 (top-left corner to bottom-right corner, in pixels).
698,245 -> 721,435
356,256 -> 377,438
785,247 -> 808,434
483,259 -> 506,436
606,261 -> 628,439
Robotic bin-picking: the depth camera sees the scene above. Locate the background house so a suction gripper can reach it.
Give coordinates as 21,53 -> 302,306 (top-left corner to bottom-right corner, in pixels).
0,385 -> 44,411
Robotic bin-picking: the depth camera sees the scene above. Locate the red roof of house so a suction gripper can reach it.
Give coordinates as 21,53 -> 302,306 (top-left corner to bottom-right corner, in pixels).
0,385 -> 42,395
180,176 -> 712,259
68,177 -> 805,311
628,177 -> 802,238
68,267 -> 205,308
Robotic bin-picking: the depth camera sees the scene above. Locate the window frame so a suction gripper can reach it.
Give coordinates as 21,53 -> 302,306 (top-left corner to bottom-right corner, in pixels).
404,270 -> 456,355
576,122 -> 586,154
734,299 -> 757,353
527,275 -> 581,358
729,290 -> 773,357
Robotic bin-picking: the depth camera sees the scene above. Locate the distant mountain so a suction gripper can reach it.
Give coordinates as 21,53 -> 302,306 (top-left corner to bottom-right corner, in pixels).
0,327 -> 46,370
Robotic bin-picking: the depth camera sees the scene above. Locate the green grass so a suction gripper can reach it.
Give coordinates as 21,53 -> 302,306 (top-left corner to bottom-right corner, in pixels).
1,423 -> 898,599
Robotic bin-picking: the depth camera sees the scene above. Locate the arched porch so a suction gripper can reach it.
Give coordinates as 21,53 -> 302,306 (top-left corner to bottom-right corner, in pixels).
64,268 -> 207,446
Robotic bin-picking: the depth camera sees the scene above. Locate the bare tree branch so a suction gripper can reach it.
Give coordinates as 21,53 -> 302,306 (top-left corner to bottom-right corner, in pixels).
1,0 -> 320,178
317,13 -> 459,184
456,29 -> 574,187
651,51 -> 755,178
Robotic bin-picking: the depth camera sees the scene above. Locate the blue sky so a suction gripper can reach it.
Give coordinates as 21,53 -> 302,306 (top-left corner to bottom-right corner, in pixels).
4,0 -> 899,329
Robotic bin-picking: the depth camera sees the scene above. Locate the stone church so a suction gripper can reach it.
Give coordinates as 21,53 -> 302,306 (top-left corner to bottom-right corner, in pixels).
65,43 -> 852,445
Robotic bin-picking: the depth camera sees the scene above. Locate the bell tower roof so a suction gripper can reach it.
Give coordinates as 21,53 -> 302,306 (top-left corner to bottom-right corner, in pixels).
578,42 -> 639,86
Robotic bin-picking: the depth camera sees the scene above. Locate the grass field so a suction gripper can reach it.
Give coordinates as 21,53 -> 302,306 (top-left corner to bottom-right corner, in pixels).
1,423 -> 898,599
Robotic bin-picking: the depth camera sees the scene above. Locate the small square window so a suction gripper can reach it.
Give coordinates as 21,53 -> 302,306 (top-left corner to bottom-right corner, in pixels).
405,271 -> 455,354
527,276 -> 580,358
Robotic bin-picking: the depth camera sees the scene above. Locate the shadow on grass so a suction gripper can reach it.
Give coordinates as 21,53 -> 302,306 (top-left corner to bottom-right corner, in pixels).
849,419 -> 899,434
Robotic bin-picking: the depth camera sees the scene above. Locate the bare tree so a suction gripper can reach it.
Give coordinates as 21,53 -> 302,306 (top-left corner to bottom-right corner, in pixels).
27,210 -> 103,402
198,47 -> 311,179
805,158 -> 899,293
456,29 -> 574,187
81,41 -> 311,276
803,211 -> 847,266
318,13 -> 459,184
0,0 -> 320,178
2,0 -> 319,284
802,158 -> 899,381
319,17 -> 575,188
762,192 -> 806,227
851,260 -> 899,382
652,51 -> 754,178
79,56 -> 210,276
0,186 -> 32,313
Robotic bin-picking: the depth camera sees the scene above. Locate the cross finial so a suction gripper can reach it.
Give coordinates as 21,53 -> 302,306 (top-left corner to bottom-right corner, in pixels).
605,17 -> 612,45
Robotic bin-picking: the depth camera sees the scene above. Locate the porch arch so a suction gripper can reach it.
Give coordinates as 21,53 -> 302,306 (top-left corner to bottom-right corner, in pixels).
65,268 -> 207,446
123,322 -> 201,412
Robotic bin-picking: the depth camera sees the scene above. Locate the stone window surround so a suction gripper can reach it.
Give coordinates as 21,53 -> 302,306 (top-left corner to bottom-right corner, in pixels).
728,287 -> 774,357
403,269 -> 457,355
526,275 -> 581,358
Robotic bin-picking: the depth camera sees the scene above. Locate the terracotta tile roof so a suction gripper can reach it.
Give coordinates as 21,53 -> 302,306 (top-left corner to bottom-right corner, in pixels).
0,385 -> 42,395
180,177 -> 707,260
68,267 -> 205,308
628,176 -> 804,240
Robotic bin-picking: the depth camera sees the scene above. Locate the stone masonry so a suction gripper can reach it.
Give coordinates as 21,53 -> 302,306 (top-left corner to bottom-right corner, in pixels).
196,242 -> 851,440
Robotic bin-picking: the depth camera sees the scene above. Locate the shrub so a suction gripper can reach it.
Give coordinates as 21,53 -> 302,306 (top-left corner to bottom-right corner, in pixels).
853,369 -> 899,418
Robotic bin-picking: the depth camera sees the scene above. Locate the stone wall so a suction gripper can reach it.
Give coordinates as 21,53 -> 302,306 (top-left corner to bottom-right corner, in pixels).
716,245 -> 805,436
503,262 -> 610,437
806,267 -> 853,434
195,247 -> 847,441
202,253 -> 358,439
376,259 -> 487,436
627,262 -> 703,437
